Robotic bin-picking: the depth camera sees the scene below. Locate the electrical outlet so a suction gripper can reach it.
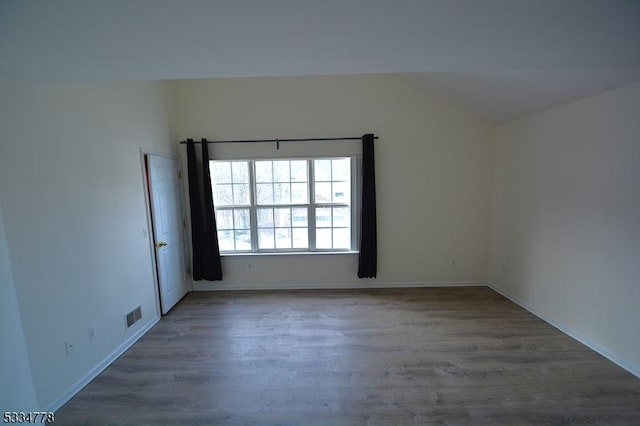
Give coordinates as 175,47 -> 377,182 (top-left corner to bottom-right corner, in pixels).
64,341 -> 73,356
88,327 -> 95,341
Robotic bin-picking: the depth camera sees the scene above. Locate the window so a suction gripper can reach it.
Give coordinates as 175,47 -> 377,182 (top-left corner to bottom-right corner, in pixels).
210,158 -> 356,253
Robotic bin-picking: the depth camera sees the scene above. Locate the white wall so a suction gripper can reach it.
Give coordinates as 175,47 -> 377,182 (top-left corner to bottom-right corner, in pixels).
0,199 -> 38,412
490,82 -> 640,375
173,74 -> 495,290
0,75 -> 175,409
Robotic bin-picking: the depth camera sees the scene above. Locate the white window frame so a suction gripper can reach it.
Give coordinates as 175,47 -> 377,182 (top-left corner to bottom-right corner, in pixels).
211,157 -> 359,254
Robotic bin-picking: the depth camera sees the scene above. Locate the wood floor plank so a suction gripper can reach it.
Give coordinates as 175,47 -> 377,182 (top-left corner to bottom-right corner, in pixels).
56,287 -> 640,425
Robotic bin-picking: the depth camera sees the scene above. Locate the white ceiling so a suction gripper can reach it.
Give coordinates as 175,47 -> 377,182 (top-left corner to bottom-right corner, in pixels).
1,0 -> 639,123
403,69 -> 640,123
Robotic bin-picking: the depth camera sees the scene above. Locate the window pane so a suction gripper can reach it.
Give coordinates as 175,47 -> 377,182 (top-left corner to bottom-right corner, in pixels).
256,183 -> 273,204
255,161 -> 272,183
316,207 -> 332,227
217,230 -> 234,251
333,207 -> 350,227
233,209 -> 250,229
291,182 -> 308,203
275,228 -> 291,249
273,161 -> 290,182
214,184 -> 233,206
212,161 -> 231,184
257,208 -> 273,228
274,208 -> 291,227
235,230 -> 251,250
216,157 -> 352,253
333,228 -> 350,249
332,158 -> 350,181
315,182 -> 331,203
316,228 -> 332,249
332,181 -> 350,203
314,159 -> 331,181
258,228 -> 274,249
216,210 -> 233,229
231,161 -> 249,183
274,183 -> 291,204
292,228 -> 308,248
291,160 -> 307,182
232,183 -> 250,205
291,208 -> 308,227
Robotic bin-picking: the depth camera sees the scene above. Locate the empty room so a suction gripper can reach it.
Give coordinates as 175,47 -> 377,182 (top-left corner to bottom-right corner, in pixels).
1,1 -> 639,424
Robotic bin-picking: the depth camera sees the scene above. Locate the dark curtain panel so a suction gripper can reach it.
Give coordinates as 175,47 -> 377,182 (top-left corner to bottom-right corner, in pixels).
186,139 -> 223,281
358,133 -> 377,278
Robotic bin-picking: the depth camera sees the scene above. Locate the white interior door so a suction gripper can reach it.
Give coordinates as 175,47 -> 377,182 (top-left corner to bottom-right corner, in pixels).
147,154 -> 189,314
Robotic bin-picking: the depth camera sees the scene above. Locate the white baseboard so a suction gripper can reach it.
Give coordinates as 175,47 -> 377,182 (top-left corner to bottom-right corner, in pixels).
46,316 -> 160,413
193,280 -> 486,291
487,283 -> 640,379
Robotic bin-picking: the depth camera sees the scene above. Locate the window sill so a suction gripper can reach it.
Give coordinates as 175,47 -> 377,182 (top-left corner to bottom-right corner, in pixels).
220,251 -> 359,258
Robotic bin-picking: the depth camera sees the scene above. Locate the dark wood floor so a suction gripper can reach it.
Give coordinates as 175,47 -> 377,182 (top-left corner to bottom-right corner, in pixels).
56,287 -> 640,425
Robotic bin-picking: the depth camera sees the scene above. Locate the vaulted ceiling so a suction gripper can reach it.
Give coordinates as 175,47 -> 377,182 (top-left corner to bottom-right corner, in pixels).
2,0 -> 639,123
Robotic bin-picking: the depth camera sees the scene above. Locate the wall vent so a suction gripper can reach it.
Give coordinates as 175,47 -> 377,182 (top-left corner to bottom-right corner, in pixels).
125,306 -> 142,328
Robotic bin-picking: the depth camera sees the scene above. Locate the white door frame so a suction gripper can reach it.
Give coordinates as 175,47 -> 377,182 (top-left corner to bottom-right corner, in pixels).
139,148 -> 191,317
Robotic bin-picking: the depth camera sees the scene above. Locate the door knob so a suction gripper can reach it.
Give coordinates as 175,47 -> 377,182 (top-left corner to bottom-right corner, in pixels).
155,241 -> 168,248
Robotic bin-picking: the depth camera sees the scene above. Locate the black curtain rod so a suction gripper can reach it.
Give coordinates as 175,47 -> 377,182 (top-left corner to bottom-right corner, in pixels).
179,136 -> 377,144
